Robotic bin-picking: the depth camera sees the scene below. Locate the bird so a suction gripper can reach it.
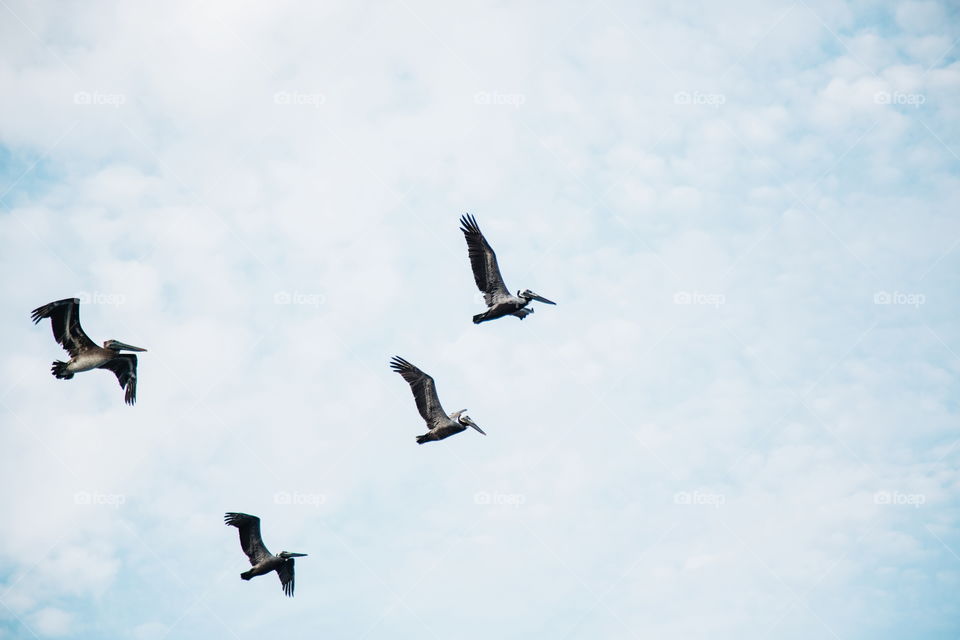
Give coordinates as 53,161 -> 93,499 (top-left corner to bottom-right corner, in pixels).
224,512 -> 307,597
30,298 -> 146,405
459,213 -> 556,324
390,356 -> 486,444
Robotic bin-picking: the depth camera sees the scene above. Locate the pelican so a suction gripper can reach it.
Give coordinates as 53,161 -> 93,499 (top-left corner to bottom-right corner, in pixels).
390,356 -> 486,444
30,298 -> 146,405
224,512 -> 307,597
460,213 -> 556,324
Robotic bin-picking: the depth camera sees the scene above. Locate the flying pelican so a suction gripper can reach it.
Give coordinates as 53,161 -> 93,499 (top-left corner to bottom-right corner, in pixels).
224,512 -> 307,597
390,356 -> 486,444
30,298 -> 146,405
459,213 -> 556,324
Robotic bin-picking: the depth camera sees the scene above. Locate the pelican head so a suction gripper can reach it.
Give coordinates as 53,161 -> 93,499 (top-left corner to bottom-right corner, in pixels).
452,409 -> 486,436
104,339 -> 147,352
279,551 -> 308,559
519,289 -> 556,305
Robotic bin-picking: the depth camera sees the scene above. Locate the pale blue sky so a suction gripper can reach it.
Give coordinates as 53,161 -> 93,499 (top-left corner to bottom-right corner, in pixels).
1,1 -> 959,638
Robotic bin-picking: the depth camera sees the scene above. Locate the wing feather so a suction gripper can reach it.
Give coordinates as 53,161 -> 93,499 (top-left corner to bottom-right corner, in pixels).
31,298 -> 97,357
278,558 -> 296,597
390,356 -> 447,427
459,214 -> 510,305
97,355 -> 138,405
224,512 -> 273,565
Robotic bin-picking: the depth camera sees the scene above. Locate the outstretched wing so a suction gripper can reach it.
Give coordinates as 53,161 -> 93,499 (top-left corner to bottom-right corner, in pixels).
97,355 -> 138,405
224,512 -> 273,565
278,558 -> 296,597
31,298 -> 97,357
459,214 -> 510,305
390,356 -> 448,428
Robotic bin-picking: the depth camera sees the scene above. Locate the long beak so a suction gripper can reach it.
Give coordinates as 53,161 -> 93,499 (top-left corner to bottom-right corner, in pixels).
288,552 -> 308,557
465,419 -> 486,436
531,294 -> 556,305
114,342 -> 147,352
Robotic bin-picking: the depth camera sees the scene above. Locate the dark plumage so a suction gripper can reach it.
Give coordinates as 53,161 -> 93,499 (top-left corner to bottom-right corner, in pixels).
31,298 -> 146,405
459,214 -> 556,323
390,356 -> 485,444
224,512 -> 307,597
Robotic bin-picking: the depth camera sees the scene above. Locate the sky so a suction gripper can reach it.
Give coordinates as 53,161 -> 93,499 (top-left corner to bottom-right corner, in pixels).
0,0 -> 958,638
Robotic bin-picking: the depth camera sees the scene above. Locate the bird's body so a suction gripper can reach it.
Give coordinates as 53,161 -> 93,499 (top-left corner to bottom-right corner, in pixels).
224,512 -> 307,597
473,296 -> 535,324
30,298 -> 146,405
390,356 -> 486,444
459,214 -> 556,324
241,555 -> 289,581
416,418 -> 471,444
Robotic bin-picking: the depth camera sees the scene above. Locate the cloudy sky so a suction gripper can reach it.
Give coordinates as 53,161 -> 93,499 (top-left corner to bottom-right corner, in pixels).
1,0 -> 959,638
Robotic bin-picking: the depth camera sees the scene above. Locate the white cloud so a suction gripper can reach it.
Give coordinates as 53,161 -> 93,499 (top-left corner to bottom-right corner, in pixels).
29,607 -> 72,637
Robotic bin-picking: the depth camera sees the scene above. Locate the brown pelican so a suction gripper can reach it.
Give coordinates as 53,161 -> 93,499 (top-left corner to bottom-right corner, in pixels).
30,298 -> 146,405
460,214 -> 556,324
224,512 -> 307,597
390,356 -> 486,444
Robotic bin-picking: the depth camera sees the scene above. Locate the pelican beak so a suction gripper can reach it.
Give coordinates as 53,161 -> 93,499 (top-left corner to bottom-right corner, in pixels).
114,342 -> 147,352
463,417 -> 486,436
529,293 -> 556,305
